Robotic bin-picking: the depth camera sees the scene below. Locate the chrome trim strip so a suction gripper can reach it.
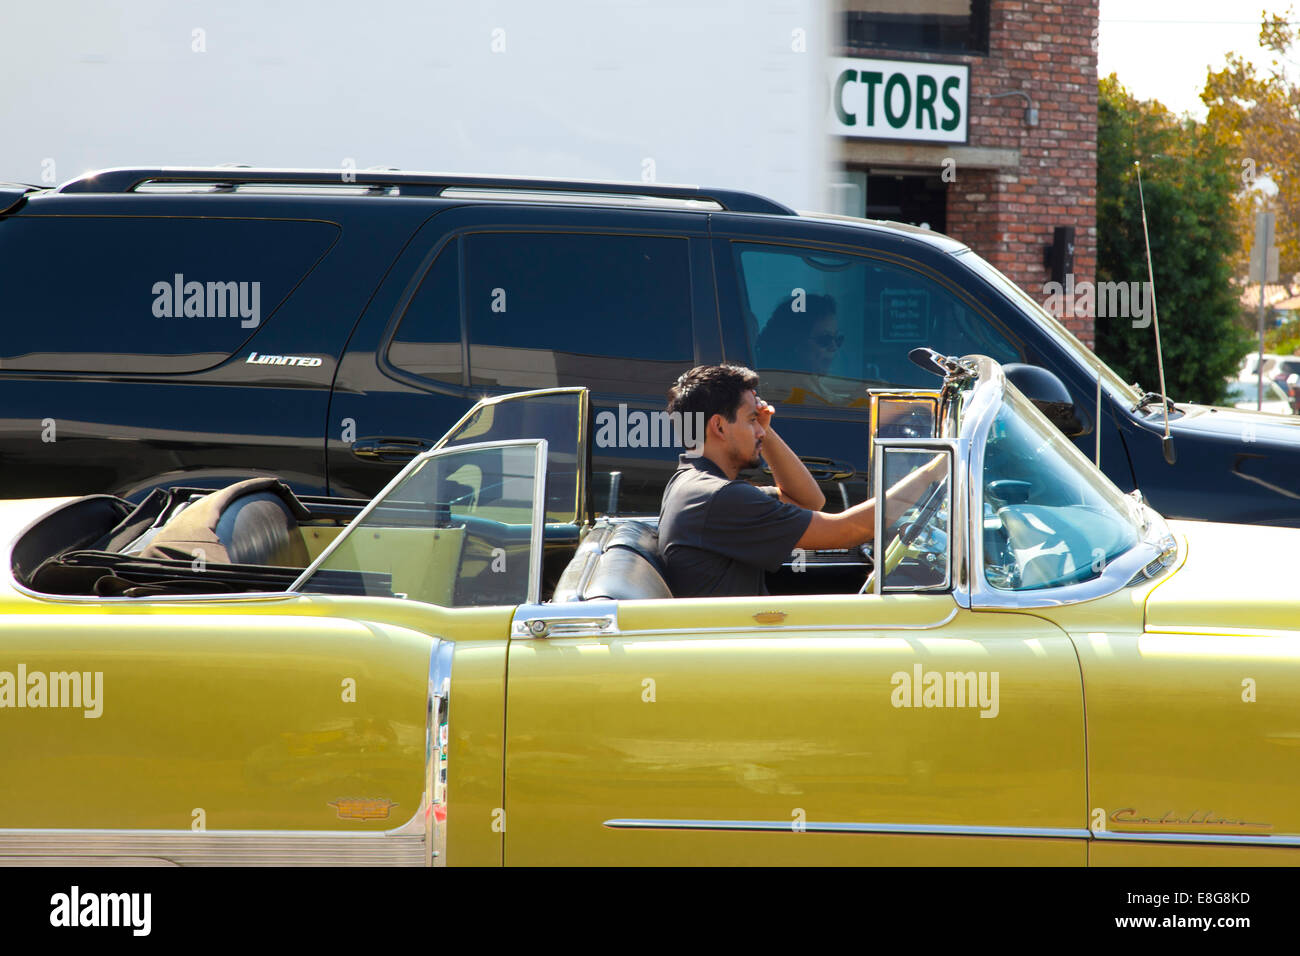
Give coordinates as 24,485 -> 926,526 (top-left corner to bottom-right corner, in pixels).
603,817 -> 1300,849
9,581 -> 300,606
1144,622 -> 1290,638
512,601 -> 955,638
0,824 -> 427,866
526,440 -> 548,605
614,606 -> 959,637
1094,830 -> 1300,847
873,441 -> 884,596
603,818 -> 1088,839
428,638 -> 454,866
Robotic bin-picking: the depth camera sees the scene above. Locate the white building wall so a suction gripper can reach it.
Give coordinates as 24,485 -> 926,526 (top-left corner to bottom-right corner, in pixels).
2,0 -> 833,210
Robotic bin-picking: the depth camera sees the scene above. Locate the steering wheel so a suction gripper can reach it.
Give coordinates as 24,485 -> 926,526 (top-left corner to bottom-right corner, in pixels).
859,478 -> 947,594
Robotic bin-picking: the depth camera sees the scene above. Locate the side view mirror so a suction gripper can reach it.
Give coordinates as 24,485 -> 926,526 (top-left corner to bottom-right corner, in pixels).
866,389 -> 941,495
1002,363 -> 1089,437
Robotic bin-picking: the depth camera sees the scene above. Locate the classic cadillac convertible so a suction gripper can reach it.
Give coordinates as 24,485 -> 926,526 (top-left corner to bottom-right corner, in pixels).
2,352 -> 1297,866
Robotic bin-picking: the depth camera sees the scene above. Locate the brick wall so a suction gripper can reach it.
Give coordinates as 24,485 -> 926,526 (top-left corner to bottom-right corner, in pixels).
843,0 -> 1099,345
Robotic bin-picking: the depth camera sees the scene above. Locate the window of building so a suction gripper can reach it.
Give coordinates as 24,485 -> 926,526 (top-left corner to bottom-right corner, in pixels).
0,216 -> 338,374
731,241 -> 1019,409
463,233 -> 694,394
387,239 -> 464,385
828,170 -> 948,232
843,0 -> 990,56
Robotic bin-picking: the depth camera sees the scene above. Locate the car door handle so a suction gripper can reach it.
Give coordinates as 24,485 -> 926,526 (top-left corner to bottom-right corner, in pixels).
351,437 -> 434,463
513,614 -> 617,639
762,456 -> 857,481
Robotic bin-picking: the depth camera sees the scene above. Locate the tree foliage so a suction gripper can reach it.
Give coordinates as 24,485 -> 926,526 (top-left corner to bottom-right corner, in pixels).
1202,8 -> 1300,280
1096,74 -> 1250,405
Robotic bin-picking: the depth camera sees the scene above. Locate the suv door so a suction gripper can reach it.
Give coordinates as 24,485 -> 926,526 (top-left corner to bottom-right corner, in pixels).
710,216 -> 1139,510
327,205 -> 717,516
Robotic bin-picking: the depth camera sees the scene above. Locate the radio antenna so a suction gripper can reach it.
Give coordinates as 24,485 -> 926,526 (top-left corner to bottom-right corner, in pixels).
1135,160 -> 1175,465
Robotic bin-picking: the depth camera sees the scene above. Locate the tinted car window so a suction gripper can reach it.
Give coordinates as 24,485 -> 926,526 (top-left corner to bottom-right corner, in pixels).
387,239 -> 463,385
464,233 -> 693,393
732,242 -> 1020,409
0,216 -> 338,374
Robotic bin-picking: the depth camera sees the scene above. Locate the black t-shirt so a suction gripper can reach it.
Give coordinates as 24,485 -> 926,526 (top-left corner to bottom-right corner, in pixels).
658,454 -> 814,598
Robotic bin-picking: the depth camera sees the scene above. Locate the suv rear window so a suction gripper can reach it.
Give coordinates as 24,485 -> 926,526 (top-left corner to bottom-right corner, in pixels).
0,216 -> 338,374
463,232 -> 693,393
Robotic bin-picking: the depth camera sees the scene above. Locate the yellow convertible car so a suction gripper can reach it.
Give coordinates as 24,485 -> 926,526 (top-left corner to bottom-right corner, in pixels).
0,351 -> 1295,867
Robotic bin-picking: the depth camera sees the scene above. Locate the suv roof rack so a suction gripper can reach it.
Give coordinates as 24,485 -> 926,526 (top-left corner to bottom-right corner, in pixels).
56,167 -> 796,215
0,183 -> 45,216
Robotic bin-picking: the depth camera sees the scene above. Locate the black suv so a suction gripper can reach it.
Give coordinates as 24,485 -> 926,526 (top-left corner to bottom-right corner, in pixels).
2,166 -> 1297,525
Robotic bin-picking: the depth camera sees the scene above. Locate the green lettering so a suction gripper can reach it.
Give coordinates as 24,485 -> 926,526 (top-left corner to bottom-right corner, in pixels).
860,71 -> 883,126
884,73 -> 911,129
916,74 -> 938,130
834,69 -> 858,126
940,76 -> 962,132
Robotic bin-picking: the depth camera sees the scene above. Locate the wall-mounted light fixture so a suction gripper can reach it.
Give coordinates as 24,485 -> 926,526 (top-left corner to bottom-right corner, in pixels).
988,90 -> 1039,127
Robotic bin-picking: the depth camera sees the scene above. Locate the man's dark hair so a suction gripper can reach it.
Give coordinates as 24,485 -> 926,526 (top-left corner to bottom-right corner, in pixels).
667,364 -> 761,423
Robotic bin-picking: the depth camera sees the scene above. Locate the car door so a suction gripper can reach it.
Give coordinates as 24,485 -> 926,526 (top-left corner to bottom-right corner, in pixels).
328,204 -> 718,515
501,427 -> 1086,865
501,592 -> 1086,866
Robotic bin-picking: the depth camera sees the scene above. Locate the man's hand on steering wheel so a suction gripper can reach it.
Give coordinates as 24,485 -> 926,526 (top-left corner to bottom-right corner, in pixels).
861,455 -> 950,593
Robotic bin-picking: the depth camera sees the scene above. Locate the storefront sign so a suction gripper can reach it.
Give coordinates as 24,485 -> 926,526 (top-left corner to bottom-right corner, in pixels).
830,56 -> 969,144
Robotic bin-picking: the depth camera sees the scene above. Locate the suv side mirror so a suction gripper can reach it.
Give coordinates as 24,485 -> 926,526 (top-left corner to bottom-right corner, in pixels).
1002,364 -> 1088,437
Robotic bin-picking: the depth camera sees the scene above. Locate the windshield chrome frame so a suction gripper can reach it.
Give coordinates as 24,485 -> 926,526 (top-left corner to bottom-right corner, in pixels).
959,355 -> 1169,609
871,437 -> 965,597
290,438 -> 550,605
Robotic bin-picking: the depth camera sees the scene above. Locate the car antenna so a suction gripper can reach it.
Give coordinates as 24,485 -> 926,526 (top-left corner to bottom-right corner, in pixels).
1135,160 -> 1175,465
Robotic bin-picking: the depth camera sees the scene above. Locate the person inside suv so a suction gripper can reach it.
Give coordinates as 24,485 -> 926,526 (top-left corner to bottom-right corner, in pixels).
657,364 -> 945,598
754,293 -> 861,407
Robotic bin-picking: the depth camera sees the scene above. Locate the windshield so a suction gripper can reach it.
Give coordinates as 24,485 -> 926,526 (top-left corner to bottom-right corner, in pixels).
980,386 -> 1140,590
956,250 -> 1142,406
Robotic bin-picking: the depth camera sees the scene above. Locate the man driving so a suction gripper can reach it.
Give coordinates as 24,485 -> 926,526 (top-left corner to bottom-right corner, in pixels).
658,364 -> 943,598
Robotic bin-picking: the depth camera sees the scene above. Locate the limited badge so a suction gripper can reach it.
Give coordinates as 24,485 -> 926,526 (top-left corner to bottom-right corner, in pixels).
329,798 -> 398,821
